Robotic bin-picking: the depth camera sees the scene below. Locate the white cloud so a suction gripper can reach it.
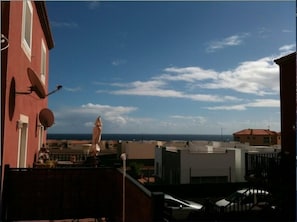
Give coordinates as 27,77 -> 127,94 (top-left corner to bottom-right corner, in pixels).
170,115 -> 207,125
112,59 -> 127,66
64,86 -> 82,92
157,67 -> 217,82
282,29 -> 293,33
51,21 -> 78,28
279,44 -> 295,55
206,99 -> 279,110
52,49 -> 288,133
80,103 -> 138,116
206,104 -> 247,111
257,27 -> 271,38
88,1 -> 100,10
49,103 -> 140,133
104,52 -> 284,101
206,33 -> 249,52
201,56 -> 279,95
109,80 -> 234,102
246,99 -> 280,107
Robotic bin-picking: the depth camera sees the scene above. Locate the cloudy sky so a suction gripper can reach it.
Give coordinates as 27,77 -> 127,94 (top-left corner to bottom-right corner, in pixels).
46,1 -> 295,135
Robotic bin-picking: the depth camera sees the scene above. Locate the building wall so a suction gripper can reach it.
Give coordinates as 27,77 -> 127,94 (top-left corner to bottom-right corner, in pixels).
121,141 -> 157,159
154,146 -> 163,178
275,53 -> 296,154
2,1 -> 51,167
234,134 -> 277,146
180,149 -> 237,184
154,144 -> 279,184
274,52 -> 296,221
162,148 -> 180,184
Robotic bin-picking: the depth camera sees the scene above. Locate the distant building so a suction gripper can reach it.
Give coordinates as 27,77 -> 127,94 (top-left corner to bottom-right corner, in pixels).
233,129 -> 280,146
119,140 -> 162,168
121,141 -> 157,160
154,141 -> 280,185
1,1 -> 55,168
155,145 -> 244,184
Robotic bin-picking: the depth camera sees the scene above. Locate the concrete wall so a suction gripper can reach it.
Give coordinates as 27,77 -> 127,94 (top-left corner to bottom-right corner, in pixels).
154,146 -> 163,178
155,143 -> 281,184
180,149 -> 236,184
122,141 -> 158,159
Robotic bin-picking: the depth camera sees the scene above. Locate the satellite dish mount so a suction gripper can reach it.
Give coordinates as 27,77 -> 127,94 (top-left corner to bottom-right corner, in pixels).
15,68 -> 62,99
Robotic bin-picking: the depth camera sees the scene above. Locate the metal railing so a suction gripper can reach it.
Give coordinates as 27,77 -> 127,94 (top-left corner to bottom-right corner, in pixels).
245,152 -> 280,179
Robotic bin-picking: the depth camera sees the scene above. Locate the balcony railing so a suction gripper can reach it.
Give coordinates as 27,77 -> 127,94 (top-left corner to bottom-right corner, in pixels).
1,165 -> 163,221
245,152 -> 280,180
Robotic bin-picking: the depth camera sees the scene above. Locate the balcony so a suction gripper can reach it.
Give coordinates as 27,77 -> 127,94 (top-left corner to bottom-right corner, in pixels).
1,165 -> 163,221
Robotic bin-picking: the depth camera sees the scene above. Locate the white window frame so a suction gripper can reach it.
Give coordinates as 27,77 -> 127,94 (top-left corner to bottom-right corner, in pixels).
38,124 -> 45,151
17,114 -> 29,168
21,0 -> 33,60
40,39 -> 47,84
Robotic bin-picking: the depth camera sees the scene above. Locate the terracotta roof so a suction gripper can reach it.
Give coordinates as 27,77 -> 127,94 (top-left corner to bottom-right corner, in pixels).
233,129 -> 278,136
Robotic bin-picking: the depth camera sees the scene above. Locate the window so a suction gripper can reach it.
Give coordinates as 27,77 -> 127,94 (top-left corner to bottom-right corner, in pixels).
263,137 -> 270,144
40,39 -> 47,83
21,0 -> 33,59
38,125 -> 44,151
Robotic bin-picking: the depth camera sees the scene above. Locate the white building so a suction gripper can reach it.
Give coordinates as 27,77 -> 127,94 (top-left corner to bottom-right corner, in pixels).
155,141 -> 280,184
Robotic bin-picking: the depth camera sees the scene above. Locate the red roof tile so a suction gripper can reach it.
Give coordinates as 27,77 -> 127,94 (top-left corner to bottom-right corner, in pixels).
233,129 -> 277,136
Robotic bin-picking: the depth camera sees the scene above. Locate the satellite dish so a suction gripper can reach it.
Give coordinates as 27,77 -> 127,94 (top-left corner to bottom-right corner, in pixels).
16,67 -> 62,98
39,108 -> 55,128
27,68 -> 46,99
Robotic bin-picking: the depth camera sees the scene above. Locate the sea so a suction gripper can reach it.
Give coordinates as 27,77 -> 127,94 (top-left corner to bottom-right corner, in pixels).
47,133 -> 233,142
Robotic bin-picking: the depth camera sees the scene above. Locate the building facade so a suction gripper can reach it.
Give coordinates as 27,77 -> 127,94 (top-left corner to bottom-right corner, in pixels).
274,52 -> 296,221
233,129 -> 280,146
274,52 -> 296,155
155,146 -> 247,184
1,1 -> 54,168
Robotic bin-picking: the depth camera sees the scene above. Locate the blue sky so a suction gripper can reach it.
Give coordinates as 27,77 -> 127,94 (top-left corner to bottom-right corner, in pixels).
45,1 -> 295,135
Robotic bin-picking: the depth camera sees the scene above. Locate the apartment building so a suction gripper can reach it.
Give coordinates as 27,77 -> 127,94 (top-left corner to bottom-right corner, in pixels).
1,1 -> 55,168
233,128 -> 280,146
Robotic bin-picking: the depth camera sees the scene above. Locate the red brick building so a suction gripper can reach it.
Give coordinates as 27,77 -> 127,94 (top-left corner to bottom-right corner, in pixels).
1,1 -> 55,168
233,129 -> 280,146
